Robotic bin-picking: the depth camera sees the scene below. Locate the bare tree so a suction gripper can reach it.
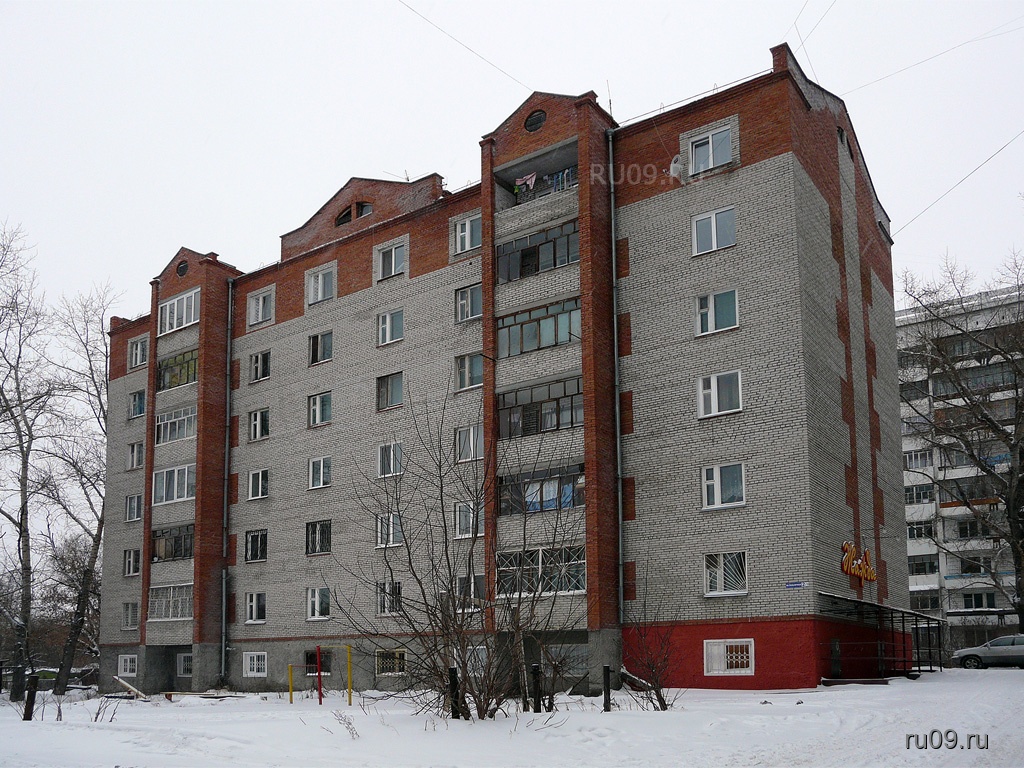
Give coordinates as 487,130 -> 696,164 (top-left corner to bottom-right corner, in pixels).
621,559 -> 678,711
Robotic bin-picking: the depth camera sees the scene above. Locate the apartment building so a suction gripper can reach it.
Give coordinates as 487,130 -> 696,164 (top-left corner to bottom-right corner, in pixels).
899,289 -> 1022,653
99,44 -> 912,694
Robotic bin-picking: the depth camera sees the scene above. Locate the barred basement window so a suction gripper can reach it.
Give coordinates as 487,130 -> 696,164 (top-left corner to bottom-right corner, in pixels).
156,349 -> 198,391
704,638 -> 753,676
376,649 -> 406,676
156,405 -> 197,444
496,220 -> 579,284
305,649 -> 331,676
497,298 -> 581,358
243,652 -> 267,677
499,464 -> 585,515
177,653 -> 193,677
152,524 -> 194,561
148,584 -> 194,620
498,377 -> 583,438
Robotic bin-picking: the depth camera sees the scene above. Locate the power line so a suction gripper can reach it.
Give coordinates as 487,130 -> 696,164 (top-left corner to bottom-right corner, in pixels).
779,0 -> 811,42
794,0 -> 838,53
893,127 -> 1024,237
397,1 -> 531,92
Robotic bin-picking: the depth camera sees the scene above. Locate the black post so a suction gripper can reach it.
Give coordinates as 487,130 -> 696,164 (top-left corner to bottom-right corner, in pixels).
22,675 -> 39,721
602,665 -> 611,712
0,660 -> 4,693
531,663 -> 541,714
448,666 -> 460,719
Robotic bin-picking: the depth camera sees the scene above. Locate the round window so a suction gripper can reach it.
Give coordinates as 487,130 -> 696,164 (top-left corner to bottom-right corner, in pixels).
176,261 -> 188,277
524,110 -> 546,132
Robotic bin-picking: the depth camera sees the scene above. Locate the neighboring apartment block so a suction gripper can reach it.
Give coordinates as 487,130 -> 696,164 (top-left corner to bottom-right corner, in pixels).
100,44 -> 912,694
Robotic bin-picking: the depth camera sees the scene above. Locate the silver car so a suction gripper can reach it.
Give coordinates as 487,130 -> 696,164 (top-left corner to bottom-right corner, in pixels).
953,635 -> 1024,669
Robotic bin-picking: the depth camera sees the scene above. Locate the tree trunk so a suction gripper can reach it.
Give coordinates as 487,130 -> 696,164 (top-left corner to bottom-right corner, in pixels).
10,454 -> 32,703
53,517 -> 103,696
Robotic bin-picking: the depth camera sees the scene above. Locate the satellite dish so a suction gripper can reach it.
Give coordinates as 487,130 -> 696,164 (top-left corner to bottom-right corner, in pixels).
669,154 -> 685,182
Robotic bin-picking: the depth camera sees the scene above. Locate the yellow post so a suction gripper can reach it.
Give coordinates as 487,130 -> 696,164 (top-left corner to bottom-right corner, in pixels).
347,645 -> 352,706
288,664 -> 294,704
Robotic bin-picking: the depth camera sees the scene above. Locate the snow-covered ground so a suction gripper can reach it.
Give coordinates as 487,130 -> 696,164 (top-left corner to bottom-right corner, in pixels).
2,669 -> 1020,767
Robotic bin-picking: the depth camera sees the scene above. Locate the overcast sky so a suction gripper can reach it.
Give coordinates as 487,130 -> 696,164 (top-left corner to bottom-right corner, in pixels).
2,0 -> 1022,317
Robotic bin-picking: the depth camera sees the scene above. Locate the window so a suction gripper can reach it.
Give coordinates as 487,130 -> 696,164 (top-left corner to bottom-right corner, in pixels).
246,592 -> 267,622
904,484 -> 934,505
305,519 -> 331,555
496,220 -> 579,284
957,519 -> 991,539
908,554 -> 939,575
696,290 -> 738,335
910,592 -> 940,611
308,392 -> 332,427
243,652 -> 267,677
308,266 -> 335,304
307,586 -> 331,619
456,424 -> 484,462
376,649 -> 406,676
248,469 -> 269,500
129,390 -> 146,419
248,289 -> 273,325
454,574 -> 487,612
907,521 -> 934,539
497,298 -> 581,358
250,350 -> 271,382
156,406 -> 197,445
456,215 -> 482,253
177,653 -> 193,677
693,207 -> 736,255
305,650 -> 332,676
357,201 -> 373,218
705,552 -> 747,595
378,442 -> 402,478
309,331 -> 333,365
336,207 -> 353,226
499,464 -> 585,515
376,512 -> 403,547
963,592 -> 996,610
959,555 -> 992,575
128,338 -> 148,369
121,602 -> 139,630
703,638 -> 754,676
702,463 -> 745,509
903,449 -> 933,470
152,464 -> 196,505
157,288 -> 200,335
248,409 -> 269,441
497,550 -> 539,594
243,532 -> 266,561
900,380 -> 929,401
125,494 -> 143,522
377,372 -> 403,410
498,377 -> 583,438
156,349 -> 198,391
455,502 -> 483,538
148,584 -> 193,620
497,546 -> 586,595
118,654 -> 138,678
690,126 -> 732,174
123,549 -> 141,576
309,456 -> 332,488
152,524 -> 195,561
128,442 -> 144,470
379,243 -> 406,280
456,284 -> 482,322
378,310 -> 404,345
376,581 -> 403,615
699,371 -> 741,417
456,354 -> 483,391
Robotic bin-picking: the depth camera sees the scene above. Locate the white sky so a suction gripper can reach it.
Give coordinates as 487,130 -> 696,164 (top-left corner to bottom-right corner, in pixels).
2,1 -> 1022,317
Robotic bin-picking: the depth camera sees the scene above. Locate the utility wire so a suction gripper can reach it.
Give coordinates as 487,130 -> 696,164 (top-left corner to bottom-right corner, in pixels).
893,127 -> 1024,237
794,0 -> 838,53
779,0 -> 811,42
397,0 -> 531,92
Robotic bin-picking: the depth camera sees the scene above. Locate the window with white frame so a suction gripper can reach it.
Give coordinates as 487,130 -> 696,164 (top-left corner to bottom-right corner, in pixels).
118,654 -> 138,677
148,584 -> 193,620
246,592 -> 267,622
693,207 -> 736,255
245,529 -> 267,562
696,290 -> 738,335
377,372 -> 403,410
156,405 -> 197,445
376,581 -> 403,615
248,289 -> 274,325
904,484 -> 934,505
250,350 -> 270,382
702,463 -> 745,509
309,456 -> 332,488
456,354 -> 483,390
122,601 -> 139,630
129,390 -> 146,419
498,377 -> 584,438
248,469 -> 269,500
249,408 -> 270,441
375,649 -> 406,675
243,651 -> 268,677
705,552 -> 748,595
177,653 -> 193,677
128,442 -> 144,469
123,549 -> 141,576
907,521 -> 934,539
498,464 -> 585,515
496,546 -> 586,595
379,243 -> 406,280
456,214 -> 482,253
156,349 -> 198,391
152,464 -> 196,505
125,494 -> 143,522
903,449 -> 933,470
455,575 -> 487,612
306,519 -> 331,555
307,586 -> 331,619
963,592 -> 996,610
378,443 -> 402,478
128,337 -> 148,369
690,126 -> 732,174
456,424 -> 484,462
309,331 -> 333,365
376,512 -> 403,547
699,371 -> 742,417
704,638 -> 754,676
157,288 -> 200,335
378,309 -> 404,345
308,392 -> 332,426
307,265 -> 335,304
455,502 -> 483,538
456,284 -> 482,322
